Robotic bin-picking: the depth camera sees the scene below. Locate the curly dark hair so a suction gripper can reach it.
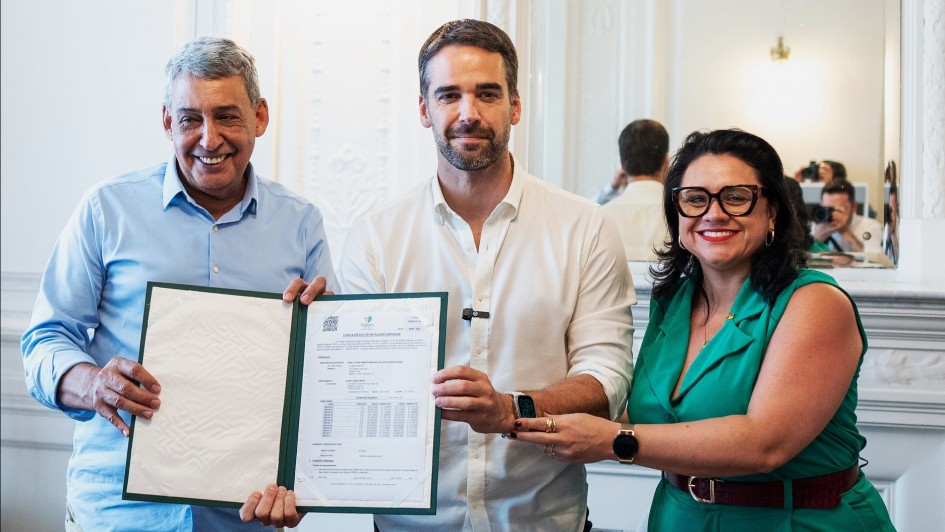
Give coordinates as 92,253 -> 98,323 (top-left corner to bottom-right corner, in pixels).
650,129 -> 808,303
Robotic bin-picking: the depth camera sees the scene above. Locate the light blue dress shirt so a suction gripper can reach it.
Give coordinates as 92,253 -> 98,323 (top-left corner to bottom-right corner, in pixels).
21,157 -> 337,531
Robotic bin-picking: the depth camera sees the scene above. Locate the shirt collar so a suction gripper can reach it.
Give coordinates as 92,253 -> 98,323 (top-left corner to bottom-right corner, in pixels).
162,155 -> 259,218
431,154 -> 525,222
658,274 -> 768,336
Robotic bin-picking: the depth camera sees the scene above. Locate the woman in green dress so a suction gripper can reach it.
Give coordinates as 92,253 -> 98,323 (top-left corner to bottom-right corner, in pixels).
511,129 -> 894,530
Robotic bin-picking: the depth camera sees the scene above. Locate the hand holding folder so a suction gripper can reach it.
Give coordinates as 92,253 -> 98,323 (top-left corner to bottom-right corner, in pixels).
122,282 -> 445,516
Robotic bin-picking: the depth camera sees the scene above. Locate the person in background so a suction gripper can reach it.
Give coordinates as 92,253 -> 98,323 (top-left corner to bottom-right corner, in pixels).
592,167 -> 629,204
796,159 -> 879,221
793,159 -> 846,184
783,176 -> 829,252
882,160 -> 899,263
250,18 -> 636,532
601,119 -> 671,261
21,37 -> 336,531
812,178 -> 883,254
820,160 -> 847,182
510,129 -> 894,531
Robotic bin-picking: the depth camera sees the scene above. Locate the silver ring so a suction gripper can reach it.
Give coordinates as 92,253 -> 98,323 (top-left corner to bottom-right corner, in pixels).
550,445 -> 556,456
543,443 -> 552,455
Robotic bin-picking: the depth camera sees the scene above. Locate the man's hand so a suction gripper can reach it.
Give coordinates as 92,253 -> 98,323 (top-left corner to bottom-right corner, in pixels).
59,359 -> 161,436
812,207 -> 847,243
610,169 -> 628,192
792,166 -> 805,182
811,219 -> 838,242
283,275 -> 331,305
240,484 -> 304,528
432,366 -> 515,434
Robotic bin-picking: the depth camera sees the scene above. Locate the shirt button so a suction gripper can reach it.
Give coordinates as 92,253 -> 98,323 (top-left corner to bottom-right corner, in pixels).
212,225 -> 219,232
473,451 -> 480,459
212,266 -> 220,273
475,346 -> 482,354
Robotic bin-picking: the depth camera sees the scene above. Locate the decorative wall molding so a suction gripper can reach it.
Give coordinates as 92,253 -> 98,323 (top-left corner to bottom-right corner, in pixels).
922,0 -> 944,218
0,272 -> 39,342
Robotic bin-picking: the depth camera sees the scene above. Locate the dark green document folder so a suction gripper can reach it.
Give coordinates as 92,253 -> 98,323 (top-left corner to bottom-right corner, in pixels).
122,282 -> 445,515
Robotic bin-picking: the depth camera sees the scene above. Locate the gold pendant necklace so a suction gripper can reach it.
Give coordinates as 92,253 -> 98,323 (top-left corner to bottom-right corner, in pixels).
702,310 -> 735,349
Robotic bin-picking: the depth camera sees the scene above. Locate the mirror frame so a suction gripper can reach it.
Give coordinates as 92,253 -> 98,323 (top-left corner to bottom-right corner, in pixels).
518,0 -> 915,275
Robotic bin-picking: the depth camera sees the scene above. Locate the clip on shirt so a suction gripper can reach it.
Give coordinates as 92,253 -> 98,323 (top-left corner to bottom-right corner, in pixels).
462,308 -> 490,320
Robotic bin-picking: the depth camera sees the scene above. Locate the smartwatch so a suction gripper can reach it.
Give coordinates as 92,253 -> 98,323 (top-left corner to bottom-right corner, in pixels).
508,392 -> 537,418
612,424 -> 639,464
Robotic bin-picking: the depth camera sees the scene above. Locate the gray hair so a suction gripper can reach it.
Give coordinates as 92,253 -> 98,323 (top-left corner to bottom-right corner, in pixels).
163,37 -> 261,108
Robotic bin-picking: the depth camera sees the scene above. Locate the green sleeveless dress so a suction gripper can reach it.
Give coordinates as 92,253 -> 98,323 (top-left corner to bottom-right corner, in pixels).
628,269 -> 895,530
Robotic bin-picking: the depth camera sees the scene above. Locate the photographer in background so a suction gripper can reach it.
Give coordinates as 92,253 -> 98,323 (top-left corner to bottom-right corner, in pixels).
794,159 -> 846,183
812,179 -> 882,254
783,177 -> 829,252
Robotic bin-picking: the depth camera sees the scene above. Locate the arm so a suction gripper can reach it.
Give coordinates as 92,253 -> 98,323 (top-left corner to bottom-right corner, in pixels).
811,219 -> 838,244
833,226 -> 866,252
837,216 -> 883,255
302,206 -> 340,293
514,283 -> 863,477
283,220 -> 380,304
432,368 -> 608,434
435,212 -> 634,432
591,169 -> 628,205
58,360 -> 160,437
280,205 -> 341,304
565,211 -> 636,420
21,194 -> 160,435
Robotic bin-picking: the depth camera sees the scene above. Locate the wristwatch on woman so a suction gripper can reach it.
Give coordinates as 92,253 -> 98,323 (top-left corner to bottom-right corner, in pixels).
612,424 -> 639,464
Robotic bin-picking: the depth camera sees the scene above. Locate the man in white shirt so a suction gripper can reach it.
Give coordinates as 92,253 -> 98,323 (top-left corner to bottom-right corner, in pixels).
277,18 -> 635,532
812,178 -> 883,255
601,119 -> 671,261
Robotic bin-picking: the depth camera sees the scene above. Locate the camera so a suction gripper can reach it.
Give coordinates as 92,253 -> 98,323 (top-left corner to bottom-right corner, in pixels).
801,160 -> 819,182
811,205 -> 836,224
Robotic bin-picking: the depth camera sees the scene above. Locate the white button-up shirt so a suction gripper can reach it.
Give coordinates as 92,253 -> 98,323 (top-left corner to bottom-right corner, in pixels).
602,179 -> 669,262
339,160 -> 635,532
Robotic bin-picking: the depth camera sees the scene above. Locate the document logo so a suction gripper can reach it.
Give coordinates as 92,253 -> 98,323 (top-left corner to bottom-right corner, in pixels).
361,315 -> 375,330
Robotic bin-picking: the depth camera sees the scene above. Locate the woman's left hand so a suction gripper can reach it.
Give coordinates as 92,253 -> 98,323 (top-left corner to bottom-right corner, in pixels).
511,413 -> 621,464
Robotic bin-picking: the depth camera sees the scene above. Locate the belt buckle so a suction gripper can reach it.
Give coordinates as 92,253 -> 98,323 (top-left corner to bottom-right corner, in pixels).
687,476 -> 721,504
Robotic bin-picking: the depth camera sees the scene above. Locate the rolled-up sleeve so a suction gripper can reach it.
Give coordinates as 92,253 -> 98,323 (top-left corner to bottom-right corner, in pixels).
566,211 -> 636,420
21,193 -> 103,420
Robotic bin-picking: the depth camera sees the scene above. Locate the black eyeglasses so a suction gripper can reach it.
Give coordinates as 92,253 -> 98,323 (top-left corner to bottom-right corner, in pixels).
672,185 -> 767,217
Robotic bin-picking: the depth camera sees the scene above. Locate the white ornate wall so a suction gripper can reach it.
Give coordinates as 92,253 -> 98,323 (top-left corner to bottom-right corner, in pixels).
2,1 -> 943,531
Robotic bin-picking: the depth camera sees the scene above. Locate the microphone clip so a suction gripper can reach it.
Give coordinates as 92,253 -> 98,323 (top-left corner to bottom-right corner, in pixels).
462,308 -> 490,320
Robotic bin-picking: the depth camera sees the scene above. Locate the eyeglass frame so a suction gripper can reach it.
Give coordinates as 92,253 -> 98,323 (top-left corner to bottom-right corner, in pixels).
671,184 -> 768,218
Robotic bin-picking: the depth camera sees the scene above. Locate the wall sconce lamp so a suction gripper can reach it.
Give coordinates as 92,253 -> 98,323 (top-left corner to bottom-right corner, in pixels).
770,36 -> 790,61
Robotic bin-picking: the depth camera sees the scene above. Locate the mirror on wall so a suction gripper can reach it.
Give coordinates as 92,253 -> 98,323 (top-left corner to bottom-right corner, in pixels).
528,0 -> 900,268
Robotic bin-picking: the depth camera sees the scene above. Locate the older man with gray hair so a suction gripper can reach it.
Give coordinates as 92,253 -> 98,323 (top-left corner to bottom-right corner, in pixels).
21,37 -> 336,530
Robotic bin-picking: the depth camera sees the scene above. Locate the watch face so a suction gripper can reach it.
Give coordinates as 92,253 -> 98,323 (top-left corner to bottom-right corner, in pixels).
517,395 -> 537,418
613,433 -> 639,460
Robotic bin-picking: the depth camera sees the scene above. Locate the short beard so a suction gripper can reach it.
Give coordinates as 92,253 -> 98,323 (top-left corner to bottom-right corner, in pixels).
433,122 -> 510,171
